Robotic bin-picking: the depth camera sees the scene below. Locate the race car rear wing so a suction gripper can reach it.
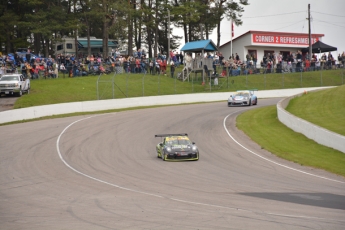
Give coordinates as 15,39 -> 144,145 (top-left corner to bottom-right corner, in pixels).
155,133 -> 188,138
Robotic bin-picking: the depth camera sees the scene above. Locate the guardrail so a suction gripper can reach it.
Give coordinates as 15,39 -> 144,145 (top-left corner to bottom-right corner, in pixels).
277,89 -> 345,154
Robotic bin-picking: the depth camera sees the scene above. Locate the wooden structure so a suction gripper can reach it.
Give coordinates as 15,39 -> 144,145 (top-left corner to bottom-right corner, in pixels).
179,40 -> 218,83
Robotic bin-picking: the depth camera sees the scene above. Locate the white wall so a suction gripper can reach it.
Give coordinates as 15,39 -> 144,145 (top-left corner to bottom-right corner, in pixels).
219,33 -> 252,61
277,91 -> 345,153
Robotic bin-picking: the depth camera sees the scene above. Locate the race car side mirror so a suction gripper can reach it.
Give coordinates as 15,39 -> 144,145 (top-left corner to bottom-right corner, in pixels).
192,142 -> 195,144
159,143 -> 163,146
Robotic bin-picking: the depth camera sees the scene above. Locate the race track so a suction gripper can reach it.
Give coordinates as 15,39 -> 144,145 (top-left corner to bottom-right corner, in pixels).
1,98 -> 344,230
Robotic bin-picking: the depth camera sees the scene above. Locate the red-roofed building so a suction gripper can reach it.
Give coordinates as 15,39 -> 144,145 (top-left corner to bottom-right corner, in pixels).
219,30 -> 324,67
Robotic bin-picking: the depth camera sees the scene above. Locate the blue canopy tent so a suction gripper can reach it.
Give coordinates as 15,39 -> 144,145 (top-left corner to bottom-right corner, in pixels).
180,39 -> 218,53
180,40 -> 218,83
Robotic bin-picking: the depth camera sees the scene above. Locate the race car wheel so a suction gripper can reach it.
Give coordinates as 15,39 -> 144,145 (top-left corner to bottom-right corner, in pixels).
162,152 -> 166,161
248,99 -> 251,106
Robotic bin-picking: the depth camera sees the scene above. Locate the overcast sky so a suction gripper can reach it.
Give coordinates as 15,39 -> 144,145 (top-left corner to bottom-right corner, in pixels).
175,0 -> 345,57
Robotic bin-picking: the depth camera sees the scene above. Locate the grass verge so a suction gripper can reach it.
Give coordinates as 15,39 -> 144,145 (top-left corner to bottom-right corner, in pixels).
236,105 -> 345,177
286,84 -> 345,136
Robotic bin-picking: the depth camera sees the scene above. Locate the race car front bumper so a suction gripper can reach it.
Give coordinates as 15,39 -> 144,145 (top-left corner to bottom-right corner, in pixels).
166,152 -> 198,160
228,100 -> 249,106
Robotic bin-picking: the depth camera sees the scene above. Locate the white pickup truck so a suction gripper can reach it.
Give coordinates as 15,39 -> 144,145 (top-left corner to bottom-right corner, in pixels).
0,74 -> 30,97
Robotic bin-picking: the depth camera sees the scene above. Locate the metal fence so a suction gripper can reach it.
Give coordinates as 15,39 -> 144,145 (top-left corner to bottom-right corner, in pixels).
94,64 -> 344,100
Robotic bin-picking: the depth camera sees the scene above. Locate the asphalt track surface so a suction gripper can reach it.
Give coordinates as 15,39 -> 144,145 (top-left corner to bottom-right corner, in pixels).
1,98 -> 345,230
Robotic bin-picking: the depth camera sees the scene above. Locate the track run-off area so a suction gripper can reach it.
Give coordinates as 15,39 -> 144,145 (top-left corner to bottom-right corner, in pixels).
1,98 -> 344,230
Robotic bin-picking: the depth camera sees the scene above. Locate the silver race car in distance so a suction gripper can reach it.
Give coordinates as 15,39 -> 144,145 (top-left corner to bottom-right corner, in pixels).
227,89 -> 258,107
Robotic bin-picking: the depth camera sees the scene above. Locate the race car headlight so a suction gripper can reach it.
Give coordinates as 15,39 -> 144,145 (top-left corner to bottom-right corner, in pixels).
166,147 -> 172,152
192,146 -> 197,151
244,97 -> 248,100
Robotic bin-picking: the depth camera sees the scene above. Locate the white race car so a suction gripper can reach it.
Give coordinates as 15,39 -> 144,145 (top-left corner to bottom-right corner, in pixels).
227,90 -> 258,106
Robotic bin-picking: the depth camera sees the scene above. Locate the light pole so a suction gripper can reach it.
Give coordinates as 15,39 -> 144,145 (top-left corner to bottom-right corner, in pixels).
167,9 -> 170,64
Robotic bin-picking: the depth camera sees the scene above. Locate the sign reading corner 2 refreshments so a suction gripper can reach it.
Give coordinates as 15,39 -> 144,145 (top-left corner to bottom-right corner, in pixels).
252,33 -> 320,45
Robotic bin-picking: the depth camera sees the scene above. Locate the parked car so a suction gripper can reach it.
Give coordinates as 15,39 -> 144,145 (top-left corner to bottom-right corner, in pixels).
0,74 -> 30,97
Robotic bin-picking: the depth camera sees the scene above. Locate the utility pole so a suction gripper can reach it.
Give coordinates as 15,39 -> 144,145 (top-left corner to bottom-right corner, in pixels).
308,4 -> 312,60
167,9 -> 170,64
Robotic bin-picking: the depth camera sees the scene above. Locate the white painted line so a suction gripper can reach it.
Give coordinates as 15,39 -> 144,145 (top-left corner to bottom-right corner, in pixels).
223,112 -> 345,184
56,115 -> 163,198
56,114 -> 344,222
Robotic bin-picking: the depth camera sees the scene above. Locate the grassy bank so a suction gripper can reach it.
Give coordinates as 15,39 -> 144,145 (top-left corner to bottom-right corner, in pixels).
236,86 -> 345,177
286,84 -> 345,136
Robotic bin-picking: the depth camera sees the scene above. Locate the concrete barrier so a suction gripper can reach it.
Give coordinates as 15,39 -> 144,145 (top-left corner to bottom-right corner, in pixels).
0,87 -> 328,124
277,88 -> 345,153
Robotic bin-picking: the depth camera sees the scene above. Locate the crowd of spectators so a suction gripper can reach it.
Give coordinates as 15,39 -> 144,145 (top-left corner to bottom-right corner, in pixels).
0,50 -> 59,79
258,51 -> 345,74
1,48 -> 344,79
208,50 -> 345,77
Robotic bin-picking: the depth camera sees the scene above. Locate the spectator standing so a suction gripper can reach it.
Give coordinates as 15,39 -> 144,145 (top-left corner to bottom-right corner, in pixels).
277,52 -> 282,65
296,50 -> 302,72
25,50 -> 31,64
161,59 -> 167,75
25,62 -> 32,78
21,62 -> 27,78
137,49 -> 142,59
185,53 -> 192,69
219,52 -> 224,66
271,52 -> 276,68
305,52 -> 310,60
32,64 -> 39,79
179,52 -> 184,65
321,53 -> 327,69
235,53 -> 240,61
14,52 -> 20,65
327,52 -> 333,69
315,59 -> 321,71
175,52 -> 180,64
115,49 -> 120,58
337,53 -> 343,68
310,54 -> 317,71
170,62 -> 175,78
123,56 -> 129,73
60,63 -> 66,74
245,52 -> 251,68
67,61 -> 72,77
135,57 -> 141,73
130,56 -> 136,73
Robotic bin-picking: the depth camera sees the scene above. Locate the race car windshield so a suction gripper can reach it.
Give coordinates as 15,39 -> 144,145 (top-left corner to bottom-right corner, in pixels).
236,92 -> 249,97
166,139 -> 192,145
